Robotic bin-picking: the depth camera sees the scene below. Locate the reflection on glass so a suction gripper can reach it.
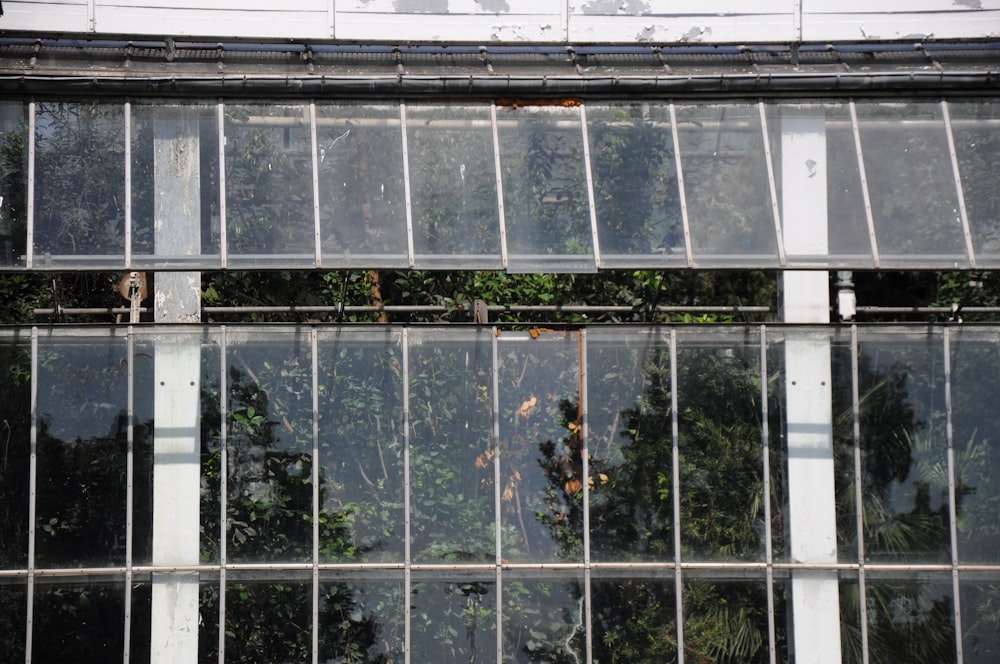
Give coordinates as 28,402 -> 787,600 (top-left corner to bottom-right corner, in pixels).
839,578 -> 863,664
949,100 -> 1000,265
316,102 -> 407,266
683,579 -> 778,663
855,334 -> 950,563
317,330 -> 404,562
591,575 -> 677,661
225,104 -> 314,265
198,335 -> 223,564
33,580 -> 126,661
407,104 -> 501,267
587,103 -> 685,266
226,333 -> 314,563
586,329 -> 674,562
855,102 -> 967,266
831,333 -> 860,562
0,583 -> 26,663
960,580 -> 1000,663
131,103 -> 221,264
676,336 -> 765,561
0,336 -> 30,568
410,330 -> 495,563
34,101 -> 125,259
865,578 -> 955,663
226,580 -> 311,662
411,577 -> 495,663
130,338 -> 156,567
766,334 -> 788,562
0,101 -> 27,266
320,580 -> 404,663
950,333 -> 1000,563
35,336 -> 128,568
498,331 -> 582,563
676,104 -> 777,263
497,105 -> 594,271
502,573 -> 585,664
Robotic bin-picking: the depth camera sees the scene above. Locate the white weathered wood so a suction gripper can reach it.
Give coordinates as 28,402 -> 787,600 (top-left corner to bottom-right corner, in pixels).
802,0 -> 1000,41
569,13 -> 795,44
335,11 -> 564,42
96,2 -> 332,39
2,0 -> 90,33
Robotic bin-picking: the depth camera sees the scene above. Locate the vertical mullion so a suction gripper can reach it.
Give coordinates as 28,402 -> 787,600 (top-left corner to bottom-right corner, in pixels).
218,326 -> 228,664
26,101 -> 35,269
941,101 -> 976,269
943,329 -> 964,664
491,103 -> 509,271
578,104 -> 601,269
400,102 -> 416,269
848,101 -> 880,269
491,329 -> 503,663
402,328 -> 412,664
670,329 -> 685,663
310,102 -> 322,269
759,326 -> 777,664
758,101 -> 787,267
851,325 -> 870,664
579,329 -> 592,664
668,103 -> 694,268
124,101 -> 133,269
25,327 -> 38,664
123,328 -> 135,663
218,102 -> 228,269
311,328 -> 320,664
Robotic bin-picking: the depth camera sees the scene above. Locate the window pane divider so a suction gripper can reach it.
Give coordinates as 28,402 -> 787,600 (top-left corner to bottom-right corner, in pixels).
850,324 -> 871,664
941,100 -> 977,269
943,329 -> 965,664
849,101 -> 880,270
400,102 -> 416,269
668,103 -> 694,267
758,101 -> 787,267
670,328 -> 686,662
759,326 -> 777,664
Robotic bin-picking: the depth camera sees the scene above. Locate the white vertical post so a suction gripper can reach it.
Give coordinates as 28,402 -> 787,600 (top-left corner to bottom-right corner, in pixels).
780,111 -> 842,663
151,106 -> 202,664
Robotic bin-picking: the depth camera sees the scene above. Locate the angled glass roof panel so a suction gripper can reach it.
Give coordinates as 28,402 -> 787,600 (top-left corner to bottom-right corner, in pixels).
855,101 -> 969,268
676,104 -> 779,267
33,101 -> 126,267
316,102 -> 409,269
224,103 -> 316,268
948,100 -> 1000,268
406,104 -> 502,270
496,105 -> 596,273
131,102 -> 221,269
0,101 -> 27,267
587,102 -> 687,268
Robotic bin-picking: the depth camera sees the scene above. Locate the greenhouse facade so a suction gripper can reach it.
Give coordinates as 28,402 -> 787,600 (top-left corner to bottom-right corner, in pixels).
0,2 -> 999,663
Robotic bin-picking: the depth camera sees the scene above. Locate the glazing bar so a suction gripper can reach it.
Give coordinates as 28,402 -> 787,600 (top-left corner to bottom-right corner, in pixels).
491,328 -> 503,664
309,102 -> 322,268
579,104 -> 601,269
668,103 -> 694,267
579,329 -> 593,663
758,101 -> 787,267
850,325 -> 870,664
124,102 -> 133,270
941,101 -> 976,269
123,327 -> 135,663
218,326 -> 228,664
26,102 -> 35,270
759,326 -> 777,664
218,102 -> 228,269
943,329 -> 964,664
670,329 -> 685,662
848,101 -> 880,269
491,102 -> 509,270
26,327 -> 38,663
400,102 -> 416,269
402,328 -> 412,664
310,328 -> 320,664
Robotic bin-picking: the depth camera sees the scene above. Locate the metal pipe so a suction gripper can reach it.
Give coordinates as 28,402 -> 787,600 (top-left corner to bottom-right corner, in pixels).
33,304 -> 774,316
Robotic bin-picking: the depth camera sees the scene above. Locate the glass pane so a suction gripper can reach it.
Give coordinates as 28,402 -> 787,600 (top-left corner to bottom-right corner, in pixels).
226,331 -> 314,563
411,575 -> 496,663
960,579 -> 1000,663
676,333 -> 765,561
316,102 -> 407,267
854,332 -> 950,563
224,103 -> 315,266
317,329 -> 404,563
683,578 -> 774,663
865,577 -> 956,663
319,579 -> 405,663
855,102 -> 968,266
497,105 -> 595,272
0,582 -> 26,663
949,100 -> 1000,266
497,331 -> 583,563
34,101 -> 125,261
198,580 -> 221,663
131,103 -> 221,266
676,104 -> 778,265
0,101 -> 27,266
831,331 -> 861,563
35,334 -> 128,568
766,332 -> 788,562
225,579 -> 311,662
587,103 -> 686,267
33,580 -> 126,661
591,574 -> 677,662
839,577 -> 863,664
409,329 -> 495,563
407,104 -> 501,268
502,572 -> 585,664
950,331 -> 1000,563
129,336 -> 156,567
586,329 -> 674,562
0,333 -> 30,568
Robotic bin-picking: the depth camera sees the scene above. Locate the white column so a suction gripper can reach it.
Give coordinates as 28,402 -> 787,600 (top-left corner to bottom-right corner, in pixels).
781,112 -> 843,663
151,106 -> 202,663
